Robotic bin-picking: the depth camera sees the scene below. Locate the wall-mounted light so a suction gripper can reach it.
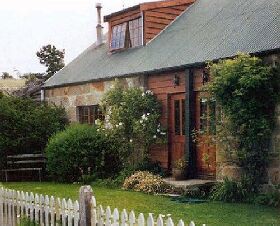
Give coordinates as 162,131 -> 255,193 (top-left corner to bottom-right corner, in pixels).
202,70 -> 209,85
173,74 -> 180,87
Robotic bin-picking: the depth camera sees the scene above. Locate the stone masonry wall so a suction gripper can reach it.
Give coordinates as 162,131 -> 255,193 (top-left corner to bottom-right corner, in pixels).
45,76 -> 146,122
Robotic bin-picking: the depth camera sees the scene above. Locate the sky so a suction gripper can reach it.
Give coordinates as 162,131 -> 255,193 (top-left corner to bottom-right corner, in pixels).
0,0 -> 158,76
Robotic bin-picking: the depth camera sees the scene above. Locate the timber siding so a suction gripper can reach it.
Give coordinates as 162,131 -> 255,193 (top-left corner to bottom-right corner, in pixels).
148,71 -> 186,169
143,2 -> 192,43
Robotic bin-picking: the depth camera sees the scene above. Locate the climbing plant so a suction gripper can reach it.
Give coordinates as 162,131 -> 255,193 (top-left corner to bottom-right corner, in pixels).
208,53 -> 280,192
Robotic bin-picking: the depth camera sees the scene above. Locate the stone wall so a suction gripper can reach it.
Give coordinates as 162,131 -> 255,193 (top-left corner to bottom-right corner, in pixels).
45,76 -> 146,122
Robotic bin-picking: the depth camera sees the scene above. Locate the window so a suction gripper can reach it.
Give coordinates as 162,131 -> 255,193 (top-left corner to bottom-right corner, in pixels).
174,99 -> 185,136
77,105 -> 104,125
199,98 -> 216,134
111,23 -> 127,49
110,17 -> 143,50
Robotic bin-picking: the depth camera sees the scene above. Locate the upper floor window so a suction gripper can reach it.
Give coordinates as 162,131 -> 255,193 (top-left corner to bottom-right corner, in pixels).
110,17 -> 143,50
77,105 -> 104,125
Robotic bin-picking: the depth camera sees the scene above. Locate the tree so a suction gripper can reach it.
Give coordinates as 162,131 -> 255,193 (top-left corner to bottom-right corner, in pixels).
0,95 -> 68,168
1,72 -> 13,79
36,44 -> 65,78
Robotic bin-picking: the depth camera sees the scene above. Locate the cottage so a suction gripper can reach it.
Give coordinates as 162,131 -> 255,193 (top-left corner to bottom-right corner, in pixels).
44,0 -> 280,183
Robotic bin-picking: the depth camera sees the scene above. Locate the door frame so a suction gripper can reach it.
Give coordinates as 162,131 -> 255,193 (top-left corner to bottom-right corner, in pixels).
167,91 -> 186,170
193,90 -> 217,179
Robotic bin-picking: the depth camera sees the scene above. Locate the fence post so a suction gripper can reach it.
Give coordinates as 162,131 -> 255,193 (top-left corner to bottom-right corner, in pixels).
79,185 -> 93,226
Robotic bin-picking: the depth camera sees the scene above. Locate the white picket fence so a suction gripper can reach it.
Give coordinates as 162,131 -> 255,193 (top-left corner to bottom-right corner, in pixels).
0,186 -> 204,226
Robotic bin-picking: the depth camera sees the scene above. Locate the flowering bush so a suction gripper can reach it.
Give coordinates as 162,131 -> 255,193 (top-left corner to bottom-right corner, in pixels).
123,171 -> 173,194
173,158 -> 188,170
99,81 -> 166,166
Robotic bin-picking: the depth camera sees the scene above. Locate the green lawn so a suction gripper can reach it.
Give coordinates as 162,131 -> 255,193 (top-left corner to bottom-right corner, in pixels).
1,182 -> 279,226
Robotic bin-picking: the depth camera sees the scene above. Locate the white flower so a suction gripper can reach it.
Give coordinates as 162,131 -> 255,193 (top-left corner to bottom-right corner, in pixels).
97,129 -> 100,132
153,135 -> 157,139
130,139 -> 133,143
146,90 -> 154,95
157,129 -> 160,133
141,114 -> 146,120
147,113 -> 150,116
116,125 -> 119,128
161,132 -> 166,135
119,122 -> 123,126
140,120 -> 143,124
142,92 -> 145,96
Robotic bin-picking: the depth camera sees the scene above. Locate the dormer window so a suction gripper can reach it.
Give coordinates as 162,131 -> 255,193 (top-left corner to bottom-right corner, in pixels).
110,17 -> 143,50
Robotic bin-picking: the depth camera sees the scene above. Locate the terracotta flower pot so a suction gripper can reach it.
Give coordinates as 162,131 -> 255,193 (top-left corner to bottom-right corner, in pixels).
172,168 -> 186,180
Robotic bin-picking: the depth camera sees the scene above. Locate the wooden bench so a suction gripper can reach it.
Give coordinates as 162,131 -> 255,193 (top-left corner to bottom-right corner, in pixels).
2,154 -> 46,182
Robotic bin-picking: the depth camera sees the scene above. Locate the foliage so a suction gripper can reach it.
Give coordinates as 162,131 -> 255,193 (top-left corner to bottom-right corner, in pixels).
0,95 -> 68,168
4,182 -> 280,225
45,124 -> 123,183
123,171 -> 172,194
208,53 -> 280,191
1,72 -> 13,79
36,44 -> 65,78
19,217 -> 39,226
96,159 -> 165,188
99,82 -> 166,166
173,158 -> 188,170
210,177 -> 252,202
254,190 -> 280,208
183,183 -> 215,199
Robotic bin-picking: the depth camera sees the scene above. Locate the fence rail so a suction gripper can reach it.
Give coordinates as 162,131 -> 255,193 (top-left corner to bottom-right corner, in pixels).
0,186 -> 204,226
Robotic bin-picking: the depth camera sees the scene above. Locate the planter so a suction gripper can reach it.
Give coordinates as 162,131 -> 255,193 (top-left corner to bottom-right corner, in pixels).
172,168 -> 186,180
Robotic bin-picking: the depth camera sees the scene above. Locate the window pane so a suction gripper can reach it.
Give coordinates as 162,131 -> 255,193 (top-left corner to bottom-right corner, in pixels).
129,18 -> 142,47
200,98 -> 207,132
175,100 -> 180,135
209,99 -> 216,134
182,99 -> 185,135
111,23 -> 127,49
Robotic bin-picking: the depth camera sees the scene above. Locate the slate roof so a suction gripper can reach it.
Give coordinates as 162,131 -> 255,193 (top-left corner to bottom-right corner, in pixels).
45,0 -> 280,88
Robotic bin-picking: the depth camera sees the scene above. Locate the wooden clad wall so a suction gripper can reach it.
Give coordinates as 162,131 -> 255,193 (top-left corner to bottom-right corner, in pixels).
143,3 -> 192,43
147,71 -> 186,168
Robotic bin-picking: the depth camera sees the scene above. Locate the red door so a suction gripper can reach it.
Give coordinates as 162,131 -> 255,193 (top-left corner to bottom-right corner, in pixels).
195,92 -> 216,178
169,93 -> 186,168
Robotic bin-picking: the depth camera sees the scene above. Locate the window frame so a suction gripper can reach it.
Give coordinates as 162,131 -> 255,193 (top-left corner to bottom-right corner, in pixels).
110,17 -> 143,51
77,105 -> 104,125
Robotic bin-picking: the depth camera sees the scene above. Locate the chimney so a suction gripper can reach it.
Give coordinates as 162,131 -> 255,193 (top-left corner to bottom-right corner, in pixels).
96,3 -> 103,45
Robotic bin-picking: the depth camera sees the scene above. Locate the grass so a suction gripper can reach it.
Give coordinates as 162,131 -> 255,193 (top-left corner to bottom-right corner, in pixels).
1,182 -> 280,226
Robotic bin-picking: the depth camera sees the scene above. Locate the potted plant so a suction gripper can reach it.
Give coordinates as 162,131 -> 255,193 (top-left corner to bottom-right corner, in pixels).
172,158 -> 187,180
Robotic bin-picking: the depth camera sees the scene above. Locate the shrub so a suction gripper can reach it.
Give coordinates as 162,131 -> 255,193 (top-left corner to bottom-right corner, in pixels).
254,190 -> 280,208
100,82 -> 166,166
98,159 -> 166,188
184,183 -> 215,199
0,95 -> 67,168
210,177 -> 251,202
46,124 -> 122,182
123,171 -> 172,194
